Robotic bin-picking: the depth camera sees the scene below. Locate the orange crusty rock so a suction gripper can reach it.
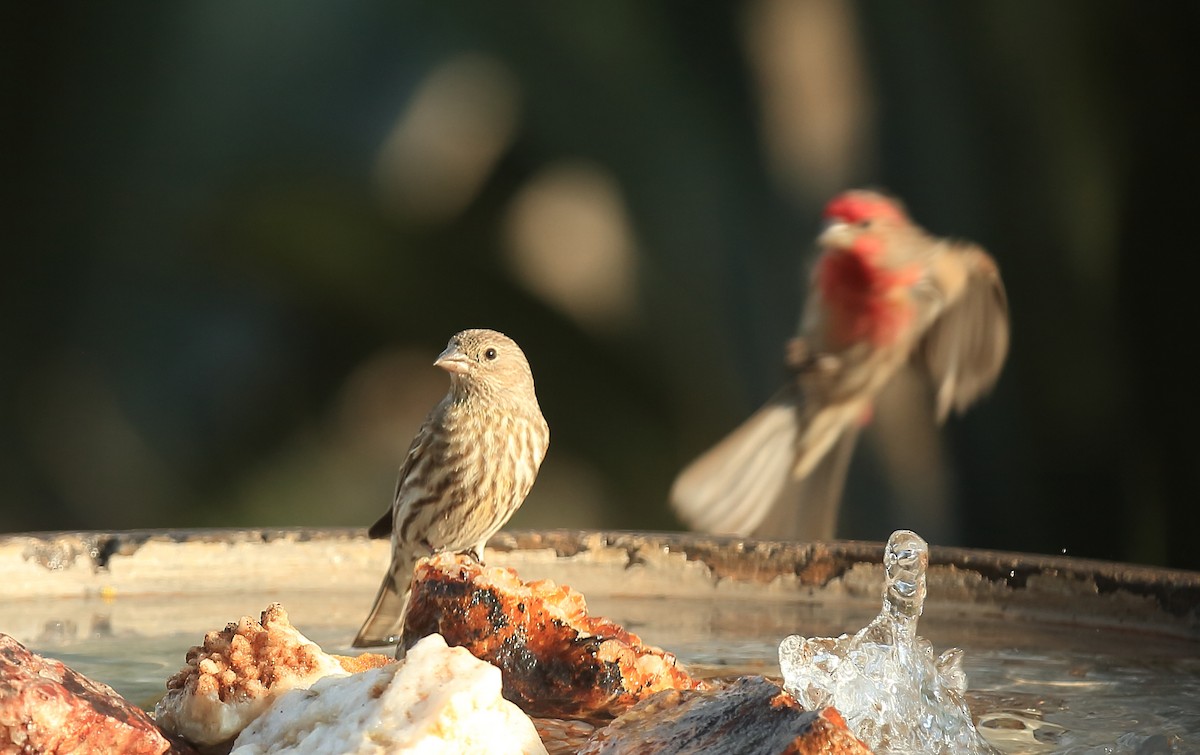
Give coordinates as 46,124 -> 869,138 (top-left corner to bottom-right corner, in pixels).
403,552 -> 707,720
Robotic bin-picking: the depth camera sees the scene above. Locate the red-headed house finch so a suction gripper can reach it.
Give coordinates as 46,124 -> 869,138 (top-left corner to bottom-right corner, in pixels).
353,329 -> 549,653
671,190 -> 1009,540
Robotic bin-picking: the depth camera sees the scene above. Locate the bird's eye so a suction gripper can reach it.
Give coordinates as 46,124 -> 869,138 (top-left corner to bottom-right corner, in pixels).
484,348 -> 497,361
858,219 -> 872,228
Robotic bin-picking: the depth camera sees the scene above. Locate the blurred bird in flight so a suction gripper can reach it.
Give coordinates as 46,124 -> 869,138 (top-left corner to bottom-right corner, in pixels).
353,329 -> 549,654
671,189 -> 1009,540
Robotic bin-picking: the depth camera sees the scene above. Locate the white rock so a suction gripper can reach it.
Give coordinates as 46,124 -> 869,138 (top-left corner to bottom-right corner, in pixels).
230,633 -> 548,755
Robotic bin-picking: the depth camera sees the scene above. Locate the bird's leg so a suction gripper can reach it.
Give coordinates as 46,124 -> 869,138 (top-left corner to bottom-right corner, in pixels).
465,542 -> 486,563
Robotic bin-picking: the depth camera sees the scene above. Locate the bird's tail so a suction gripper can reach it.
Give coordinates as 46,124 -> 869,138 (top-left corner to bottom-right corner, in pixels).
352,551 -> 417,650
751,423 -> 859,540
669,386 -> 860,541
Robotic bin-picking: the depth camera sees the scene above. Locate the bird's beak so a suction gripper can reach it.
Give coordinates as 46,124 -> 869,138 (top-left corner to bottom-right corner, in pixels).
817,221 -> 856,250
434,344 -> 471,375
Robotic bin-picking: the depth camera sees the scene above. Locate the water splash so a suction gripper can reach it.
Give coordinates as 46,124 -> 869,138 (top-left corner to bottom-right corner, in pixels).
779,530 -> 998,755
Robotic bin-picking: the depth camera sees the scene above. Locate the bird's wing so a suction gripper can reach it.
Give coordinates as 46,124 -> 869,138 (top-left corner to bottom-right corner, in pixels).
916,243 -> 1009,421
670,387 -> 802,536
366,409 -> 442,540
366,509 -> 392,539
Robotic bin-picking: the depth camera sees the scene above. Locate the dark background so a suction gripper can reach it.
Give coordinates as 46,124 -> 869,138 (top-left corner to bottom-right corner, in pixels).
4,2 -> 1199,570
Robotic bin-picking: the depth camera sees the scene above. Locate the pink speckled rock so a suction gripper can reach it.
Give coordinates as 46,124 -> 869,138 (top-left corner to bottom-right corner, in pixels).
0,633 -> 195,754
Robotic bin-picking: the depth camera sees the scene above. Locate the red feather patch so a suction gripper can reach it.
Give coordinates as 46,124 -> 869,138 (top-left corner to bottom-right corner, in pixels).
815,249 -> 918,348
823,193 -> 907,225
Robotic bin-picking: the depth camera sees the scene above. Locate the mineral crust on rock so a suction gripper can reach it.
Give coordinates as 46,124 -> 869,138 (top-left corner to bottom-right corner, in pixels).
154,603 -> 387,746
404,551 -> 706,719
230,632 -> 548,755
0,633 -> 196,755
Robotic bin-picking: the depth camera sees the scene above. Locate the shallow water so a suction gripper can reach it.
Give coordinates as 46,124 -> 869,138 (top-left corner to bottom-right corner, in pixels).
677,601 -> 1200,753
10,591 -> 1200,753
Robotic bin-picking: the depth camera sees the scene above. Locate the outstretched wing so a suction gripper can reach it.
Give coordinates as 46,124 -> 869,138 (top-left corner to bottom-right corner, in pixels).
917,243 -> 1009,421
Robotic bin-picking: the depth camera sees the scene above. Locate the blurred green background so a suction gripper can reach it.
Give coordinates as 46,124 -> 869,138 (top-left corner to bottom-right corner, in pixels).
4,2 -> 1199,569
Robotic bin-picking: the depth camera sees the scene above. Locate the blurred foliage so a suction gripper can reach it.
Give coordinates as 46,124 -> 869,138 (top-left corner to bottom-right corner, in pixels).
3,1 -> 1199,569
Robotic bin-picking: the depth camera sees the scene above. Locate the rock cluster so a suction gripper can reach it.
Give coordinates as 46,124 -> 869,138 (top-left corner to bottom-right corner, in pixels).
2,554 -> 873,754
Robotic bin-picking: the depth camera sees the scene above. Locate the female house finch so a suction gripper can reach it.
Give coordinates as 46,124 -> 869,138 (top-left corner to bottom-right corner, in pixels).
353,329 -> 549,651
671,190 -> 1009,540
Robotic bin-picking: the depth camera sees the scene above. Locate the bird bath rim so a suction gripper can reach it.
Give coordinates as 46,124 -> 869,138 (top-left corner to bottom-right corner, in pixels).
1,527 -> 1197,643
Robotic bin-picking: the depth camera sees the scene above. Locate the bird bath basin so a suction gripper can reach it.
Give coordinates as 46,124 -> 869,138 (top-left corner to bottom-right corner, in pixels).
1,528 -> 1197,752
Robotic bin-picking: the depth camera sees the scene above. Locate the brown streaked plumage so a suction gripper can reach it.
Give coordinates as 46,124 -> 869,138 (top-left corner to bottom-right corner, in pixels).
671,190 -> 1008,541
352,329 -> 549,653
